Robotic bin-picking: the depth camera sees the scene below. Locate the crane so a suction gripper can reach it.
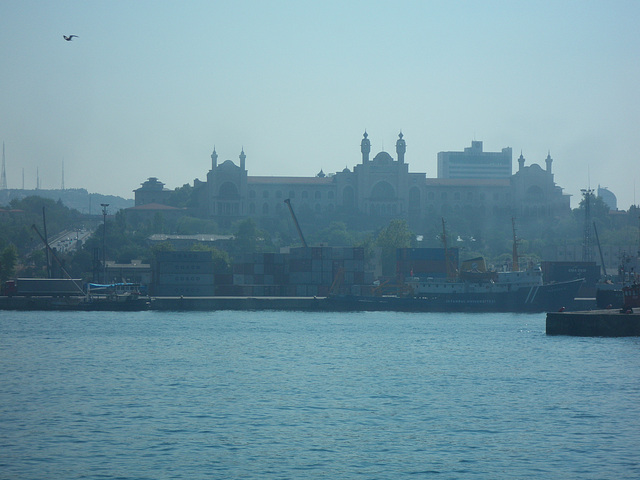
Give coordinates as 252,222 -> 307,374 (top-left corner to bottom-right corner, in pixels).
284,198 -> 308,248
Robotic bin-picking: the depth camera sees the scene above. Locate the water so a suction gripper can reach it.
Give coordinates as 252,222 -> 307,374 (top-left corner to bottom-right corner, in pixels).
1,310 -> 639,479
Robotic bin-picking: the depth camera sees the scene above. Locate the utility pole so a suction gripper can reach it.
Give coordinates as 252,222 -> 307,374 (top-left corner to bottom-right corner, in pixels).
101,203 -> 109,284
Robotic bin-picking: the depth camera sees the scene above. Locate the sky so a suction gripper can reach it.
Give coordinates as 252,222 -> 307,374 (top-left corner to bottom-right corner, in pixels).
1,0 -> 639,209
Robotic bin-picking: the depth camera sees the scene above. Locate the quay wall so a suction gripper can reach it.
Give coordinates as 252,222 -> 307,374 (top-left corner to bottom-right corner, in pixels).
546,309 -> 640,337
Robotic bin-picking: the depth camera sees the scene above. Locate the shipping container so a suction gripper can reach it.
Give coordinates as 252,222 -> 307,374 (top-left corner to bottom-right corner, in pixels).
155,262 -> 214,274
16,278 -> 84,296
156,251 -> 212,263
157,274 -> 215,286
154,284 -> 215,296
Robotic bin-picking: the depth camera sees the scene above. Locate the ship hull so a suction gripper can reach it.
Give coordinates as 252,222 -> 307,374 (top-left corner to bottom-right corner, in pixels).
327,279 -> 584,313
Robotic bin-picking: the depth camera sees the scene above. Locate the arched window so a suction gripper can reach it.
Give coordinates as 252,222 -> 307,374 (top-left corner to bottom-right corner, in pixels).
219,182 -> 239,198
262,203 -> 269,215
370,181 -> 395,200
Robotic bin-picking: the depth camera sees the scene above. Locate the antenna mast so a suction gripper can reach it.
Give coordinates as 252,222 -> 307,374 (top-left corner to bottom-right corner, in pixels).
1,142 -> 7,189
581,188 -> 594,262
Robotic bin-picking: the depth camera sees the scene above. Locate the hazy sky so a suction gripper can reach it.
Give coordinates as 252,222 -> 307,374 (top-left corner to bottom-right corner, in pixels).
2,1 -> 639,209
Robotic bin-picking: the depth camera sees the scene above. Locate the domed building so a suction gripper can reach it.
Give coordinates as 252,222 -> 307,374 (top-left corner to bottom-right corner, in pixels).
134,132 -> 571,228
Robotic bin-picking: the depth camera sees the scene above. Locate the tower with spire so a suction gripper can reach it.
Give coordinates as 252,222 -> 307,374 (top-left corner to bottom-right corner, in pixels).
361,131 -> 371,163
211,147 -> 218,170
239,148 -> 246,171
396,132 -> 406,164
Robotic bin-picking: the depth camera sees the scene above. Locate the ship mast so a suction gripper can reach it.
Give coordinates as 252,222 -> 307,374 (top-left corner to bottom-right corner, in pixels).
512,217 -> 519,272
442,218 -> 455,281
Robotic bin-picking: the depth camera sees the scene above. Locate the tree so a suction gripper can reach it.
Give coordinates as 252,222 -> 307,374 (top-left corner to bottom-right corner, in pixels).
233,218 -> 265,257
190,243 -> 232,274
376,219 -> 414,276
0,244 -> 18,282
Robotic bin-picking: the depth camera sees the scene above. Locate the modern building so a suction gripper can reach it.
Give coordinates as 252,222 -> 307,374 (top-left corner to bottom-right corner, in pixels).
437,141 -> 512,179
598,185 -> 617,211
134,132 -> 571,228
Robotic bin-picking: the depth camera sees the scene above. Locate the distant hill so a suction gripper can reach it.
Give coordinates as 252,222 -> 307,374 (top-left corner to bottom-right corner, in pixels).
0,188 -> 133,214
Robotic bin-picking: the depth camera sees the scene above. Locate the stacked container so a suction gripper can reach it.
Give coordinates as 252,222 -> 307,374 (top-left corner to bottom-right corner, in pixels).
153,251 -> 215,296
230,247 -> 370,297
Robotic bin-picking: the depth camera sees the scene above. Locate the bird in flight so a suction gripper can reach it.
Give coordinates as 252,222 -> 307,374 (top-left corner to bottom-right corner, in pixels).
63,35 -> 78,41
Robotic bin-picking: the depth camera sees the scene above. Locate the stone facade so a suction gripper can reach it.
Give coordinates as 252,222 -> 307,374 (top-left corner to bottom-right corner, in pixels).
135,133 -> 571,226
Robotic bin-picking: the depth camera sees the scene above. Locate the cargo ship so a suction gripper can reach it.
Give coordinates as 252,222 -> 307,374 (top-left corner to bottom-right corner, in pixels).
326,261 -> 583,313
327,219 -> 583,313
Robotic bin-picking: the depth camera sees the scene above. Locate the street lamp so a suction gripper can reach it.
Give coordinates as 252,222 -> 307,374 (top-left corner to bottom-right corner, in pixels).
101,203 -> 109,283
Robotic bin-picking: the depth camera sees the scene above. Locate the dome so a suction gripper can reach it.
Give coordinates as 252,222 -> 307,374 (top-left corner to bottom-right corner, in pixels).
220,159 -> 238,170
372,151 -> 394,164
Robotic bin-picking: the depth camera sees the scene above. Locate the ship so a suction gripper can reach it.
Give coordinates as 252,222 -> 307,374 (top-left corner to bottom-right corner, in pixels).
328,218 -> 583,313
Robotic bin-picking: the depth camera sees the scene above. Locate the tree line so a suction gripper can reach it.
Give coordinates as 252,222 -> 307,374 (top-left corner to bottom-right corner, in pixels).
1,194 -> 639,283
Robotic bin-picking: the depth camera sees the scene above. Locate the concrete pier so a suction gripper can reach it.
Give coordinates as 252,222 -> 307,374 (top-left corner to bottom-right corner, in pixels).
151,296 -> 328,312
546,309 -> 640,336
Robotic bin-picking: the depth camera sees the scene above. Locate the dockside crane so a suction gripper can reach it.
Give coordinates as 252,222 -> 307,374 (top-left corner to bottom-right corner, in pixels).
284,198 -> 308,248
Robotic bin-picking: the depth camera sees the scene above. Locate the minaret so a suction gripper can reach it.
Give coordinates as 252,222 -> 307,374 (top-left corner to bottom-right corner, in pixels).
61,160 -> 65,190
361,131 -> 370,163
36,167 -> 40,190
396,132 -> 406,164
517,151 -> 525,171
211,147 -> 218,169
545,151 -> 553,174
1,142 -> 7,189
239,148 -> 246,170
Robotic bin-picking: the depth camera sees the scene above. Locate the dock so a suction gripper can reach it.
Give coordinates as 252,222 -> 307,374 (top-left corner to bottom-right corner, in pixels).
151,296 -> 329,311
546,309 -> 640,336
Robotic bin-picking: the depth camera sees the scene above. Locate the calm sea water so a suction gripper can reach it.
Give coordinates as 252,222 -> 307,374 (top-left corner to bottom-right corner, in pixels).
1,310 -> 639,480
